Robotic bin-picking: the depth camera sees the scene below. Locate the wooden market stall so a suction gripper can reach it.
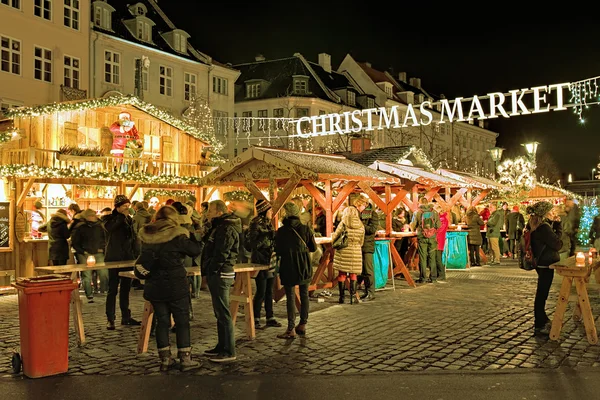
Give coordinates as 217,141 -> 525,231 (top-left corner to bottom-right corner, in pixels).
436,168 -> 507,207
199,146 -> 401,297
523,183 -> 580,205
0,95 -> 218,279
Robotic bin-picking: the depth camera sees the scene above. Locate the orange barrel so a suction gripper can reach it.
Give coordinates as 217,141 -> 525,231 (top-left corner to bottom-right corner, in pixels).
12,275 -> 77,378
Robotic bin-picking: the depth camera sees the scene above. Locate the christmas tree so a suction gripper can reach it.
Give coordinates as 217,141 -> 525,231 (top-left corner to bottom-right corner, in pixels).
183,93 -> 217,144
577,198 -> 598,245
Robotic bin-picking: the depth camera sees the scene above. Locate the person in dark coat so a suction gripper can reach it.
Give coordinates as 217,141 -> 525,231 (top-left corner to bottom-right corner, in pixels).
39,209 -> 70,265
466,207 -> 485,266
563,198 -> 581,256
246,199 -> 281,329
103,194 -> 140,330
133,201 -> 152,234
275,202 -> 316,339
525,201 -> 562,337
506,206 -> 525,259
71,209 -> 107,302
201,200 -> 241,363
136,205 -> 202,372
355,197 -> 379,301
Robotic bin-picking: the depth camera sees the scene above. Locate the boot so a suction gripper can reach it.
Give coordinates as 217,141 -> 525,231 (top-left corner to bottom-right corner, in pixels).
178,349 -> 200,372
360,278 -> 375,301
158,348 -> 175,372
350,280 -> 360,305
295,323 -> 306,337
338,281 -> 345,304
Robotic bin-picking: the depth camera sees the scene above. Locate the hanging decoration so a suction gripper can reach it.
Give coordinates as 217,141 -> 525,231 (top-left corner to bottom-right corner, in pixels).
497,157 -> 536,189
569,76 -> 600,122
144,189 -> 195,199
577,198 -> 599,245
223,190 -> 253,202
0,127 -> 20,143
109,112 -> 142,158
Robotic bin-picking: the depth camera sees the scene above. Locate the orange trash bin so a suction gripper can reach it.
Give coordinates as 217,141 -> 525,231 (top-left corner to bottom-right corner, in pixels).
12,275 -> 77,378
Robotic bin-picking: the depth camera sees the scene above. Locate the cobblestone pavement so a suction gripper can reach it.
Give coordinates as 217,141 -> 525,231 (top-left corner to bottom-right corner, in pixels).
2,260 -> 600,377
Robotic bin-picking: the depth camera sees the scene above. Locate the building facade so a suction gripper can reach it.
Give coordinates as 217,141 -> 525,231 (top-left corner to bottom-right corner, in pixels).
89,0 -> 239,158
0,0 -> 90,111
338,54 -> 499,175
232,53 -> 374,156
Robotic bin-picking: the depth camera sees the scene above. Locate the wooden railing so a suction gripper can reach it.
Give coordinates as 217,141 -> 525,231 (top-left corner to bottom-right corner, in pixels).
3,148 -> 215,179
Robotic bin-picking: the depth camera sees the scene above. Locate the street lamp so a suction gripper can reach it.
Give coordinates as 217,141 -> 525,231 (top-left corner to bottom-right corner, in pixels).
521,141 -> 540,161
593,168 -> 596,180
488,147 -> 504,177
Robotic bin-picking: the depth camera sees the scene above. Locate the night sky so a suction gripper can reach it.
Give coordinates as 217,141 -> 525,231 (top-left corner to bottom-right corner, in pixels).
160,2 -> 600,179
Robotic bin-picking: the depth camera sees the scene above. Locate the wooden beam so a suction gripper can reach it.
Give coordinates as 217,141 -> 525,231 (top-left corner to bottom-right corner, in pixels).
325,180 -> 333,237
332,181 -> 358,213
127,183 -> 140,200
205,186 -> 217,201
424,187 -> 441,202
271,175 -> 301,216
433,193 -> 449,209
358,181 -> 387,213
302,182 -> 326,209
385,185 -> 393,235
386,181 -> 416,214
447,188 -> 468,208
471,189 -> 489,207
244,180 -> 268,203
17,178 -> 35,208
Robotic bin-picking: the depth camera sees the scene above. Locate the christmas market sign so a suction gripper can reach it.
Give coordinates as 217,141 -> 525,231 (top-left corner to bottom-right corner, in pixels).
295,82 -> 572,136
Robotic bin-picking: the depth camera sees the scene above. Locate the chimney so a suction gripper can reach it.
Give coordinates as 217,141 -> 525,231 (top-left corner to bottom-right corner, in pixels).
255,54 -> 265,62
318,53 -> 331,73
397,72 -> 407,83
409,77 -> 422,89
440,93 -> 446,99
351,137 -> 371,154
365,61 -> 371,68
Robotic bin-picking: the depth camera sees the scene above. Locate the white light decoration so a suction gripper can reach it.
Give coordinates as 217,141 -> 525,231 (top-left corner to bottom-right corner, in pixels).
497,156 -> 536,189
569,76 -> 600,121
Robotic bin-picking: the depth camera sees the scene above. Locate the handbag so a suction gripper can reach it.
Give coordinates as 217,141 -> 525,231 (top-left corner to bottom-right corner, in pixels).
332,223 -> 349,250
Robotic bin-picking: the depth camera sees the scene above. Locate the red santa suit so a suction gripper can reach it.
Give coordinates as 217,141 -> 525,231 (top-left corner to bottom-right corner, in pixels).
110,112 -> 140,158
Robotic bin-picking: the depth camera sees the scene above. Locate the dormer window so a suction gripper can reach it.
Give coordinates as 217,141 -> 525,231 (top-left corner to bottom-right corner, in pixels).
347,91 -> 356,106
247,82 -> 261,98
92,1 -> 115,30
415,94 -> 424,104
174,33 -> 187,53
293,75 -> 309,95
129,2 -> 147,16
137,20 -> 151,42
377,82 -> 393,98
367,97 -> 375,108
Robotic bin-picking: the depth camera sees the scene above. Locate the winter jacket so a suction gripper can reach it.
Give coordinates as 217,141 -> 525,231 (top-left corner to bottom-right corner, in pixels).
39,212 -> 71,261
563,204 -> 581,236
246,215 -> 275,265
69,213 -> 86,236
486,210 -> 504,238
315,213 -> 326,237
466,209 -> 485,246
275,216 -> 316,286
410,203 -> 441,239
103,209 -> 138,262
332,207 -> 365,274
201,213 -> 241,278
590,215 -> 600,244
360,208 -> 379,254
133,208 -> 152,235
136,219 -> 202,302
530,220 -> 562,268
437,212 -> 450,250
506,211 -> 525,240
479,208 -> 490,230
71,219 -> 106,255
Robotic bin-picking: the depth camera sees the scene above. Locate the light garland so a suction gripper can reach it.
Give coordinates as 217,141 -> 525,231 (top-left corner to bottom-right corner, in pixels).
5,95 -> 223,153
0,164 -> 202,186
0,127 -> 19,143
223,190 -> 254,202
568,77 -> 600,122
144,189 -> 195,199
577,198 -> 598,245
497,156 -> 535,189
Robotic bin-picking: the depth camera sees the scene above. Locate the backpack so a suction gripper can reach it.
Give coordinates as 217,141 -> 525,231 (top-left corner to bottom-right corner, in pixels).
521,228 -> 546,271
421,211 -> 437,238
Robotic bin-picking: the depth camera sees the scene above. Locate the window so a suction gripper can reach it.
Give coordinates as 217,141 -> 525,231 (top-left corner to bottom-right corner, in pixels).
184,72 -> 197,101
104,50 -> 120,84
258,110 -> 267,118
293,77 -> 308,94
64,0 -> 80,30
94,5 -> 112,29
273,108 -> 284,129
133,58 -> 148,91
63,55 -> 79,89
213,76 -> 228,95
34,0 -> 51,20
234,148 -> 238,157
384,85 -> 392,97
367,97 -> 375,108
159,65 -> 173,96
296,108 -> 309,131
212,110 -> 228,136
137,20 -> 151,42
34,46 -> 52,82
1,0 -> 20,9
246,83 -> 260,98
0,100 -> 22,114
347,91 -> 356,106
319,110 -> 326,115
174,34 -> 187,53
242,111 -> 252,131
1,36 -> 21,75
143,135 -> 160,159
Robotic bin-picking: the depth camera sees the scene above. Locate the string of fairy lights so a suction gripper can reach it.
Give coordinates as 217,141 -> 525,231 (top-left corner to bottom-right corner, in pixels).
568,76 -> 600,122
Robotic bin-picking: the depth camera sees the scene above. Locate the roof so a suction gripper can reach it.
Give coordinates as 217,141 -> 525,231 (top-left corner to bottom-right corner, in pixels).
357,62 -> 437,102
233,55 -> 363,105
370,161 -> 468,188
526,183 -> 581,200
346,146 -> 434,171
94,0 -> 234,70
4,95 -> 217,149
436,169 -> 506,190
201,146 -> 400,186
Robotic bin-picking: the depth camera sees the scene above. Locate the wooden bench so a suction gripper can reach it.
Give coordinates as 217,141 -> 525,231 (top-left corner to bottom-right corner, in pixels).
550,256 -> 600,344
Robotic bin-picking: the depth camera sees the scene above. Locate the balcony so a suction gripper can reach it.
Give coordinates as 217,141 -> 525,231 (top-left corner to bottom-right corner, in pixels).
2,148 -> 215,179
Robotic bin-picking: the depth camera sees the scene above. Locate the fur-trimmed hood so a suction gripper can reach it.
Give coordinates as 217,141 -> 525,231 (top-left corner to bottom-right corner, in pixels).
51,212 -> 71,223
138,219 -> 191,244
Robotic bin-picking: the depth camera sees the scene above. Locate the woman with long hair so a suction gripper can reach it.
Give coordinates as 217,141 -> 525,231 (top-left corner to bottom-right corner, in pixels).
332,205 -> 365,304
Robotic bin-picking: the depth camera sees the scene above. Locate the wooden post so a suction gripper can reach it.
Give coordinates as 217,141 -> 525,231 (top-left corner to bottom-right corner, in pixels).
17,177 -> 35,208
385,185 -> 392,236
325,180 -> 333,237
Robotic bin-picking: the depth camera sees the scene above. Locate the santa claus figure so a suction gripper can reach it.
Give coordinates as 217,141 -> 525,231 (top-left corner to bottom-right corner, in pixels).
110,112 -> 140,158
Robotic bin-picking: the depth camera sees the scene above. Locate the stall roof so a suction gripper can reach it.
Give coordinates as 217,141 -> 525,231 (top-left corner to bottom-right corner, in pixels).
201,147 -> 400,186
436,169 -> 506,190
525,183 -> 581,200
369,161 -> 468,188
346,145 -> 434,171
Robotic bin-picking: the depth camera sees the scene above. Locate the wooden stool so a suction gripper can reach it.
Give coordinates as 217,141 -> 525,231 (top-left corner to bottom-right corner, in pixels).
230,263 -> 269,340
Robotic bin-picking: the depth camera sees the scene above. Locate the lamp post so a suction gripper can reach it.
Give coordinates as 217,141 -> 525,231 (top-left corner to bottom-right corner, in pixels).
521,141 -> 540,162
593,168 -> 596,180
488,147 -> 505,178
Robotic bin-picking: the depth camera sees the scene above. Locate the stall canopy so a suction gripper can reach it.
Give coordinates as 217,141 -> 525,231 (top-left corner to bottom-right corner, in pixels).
346,145 -> 435,171
436,168 -> 506,190
524,183 -> 581,203
370,161 -> 468,189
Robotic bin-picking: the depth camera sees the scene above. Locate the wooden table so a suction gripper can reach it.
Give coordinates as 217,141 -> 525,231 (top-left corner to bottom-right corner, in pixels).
230,263 -> 270,341
36,261 -> 136,346
550,256 -> 600,344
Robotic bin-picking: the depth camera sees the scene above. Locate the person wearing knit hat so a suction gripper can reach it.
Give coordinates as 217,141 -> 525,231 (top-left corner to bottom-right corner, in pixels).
506,205 -> 525,259
246,199 -> 280,329
282,202 -> 299,217
103,193 -> 140,330
72,209 -> 107,303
